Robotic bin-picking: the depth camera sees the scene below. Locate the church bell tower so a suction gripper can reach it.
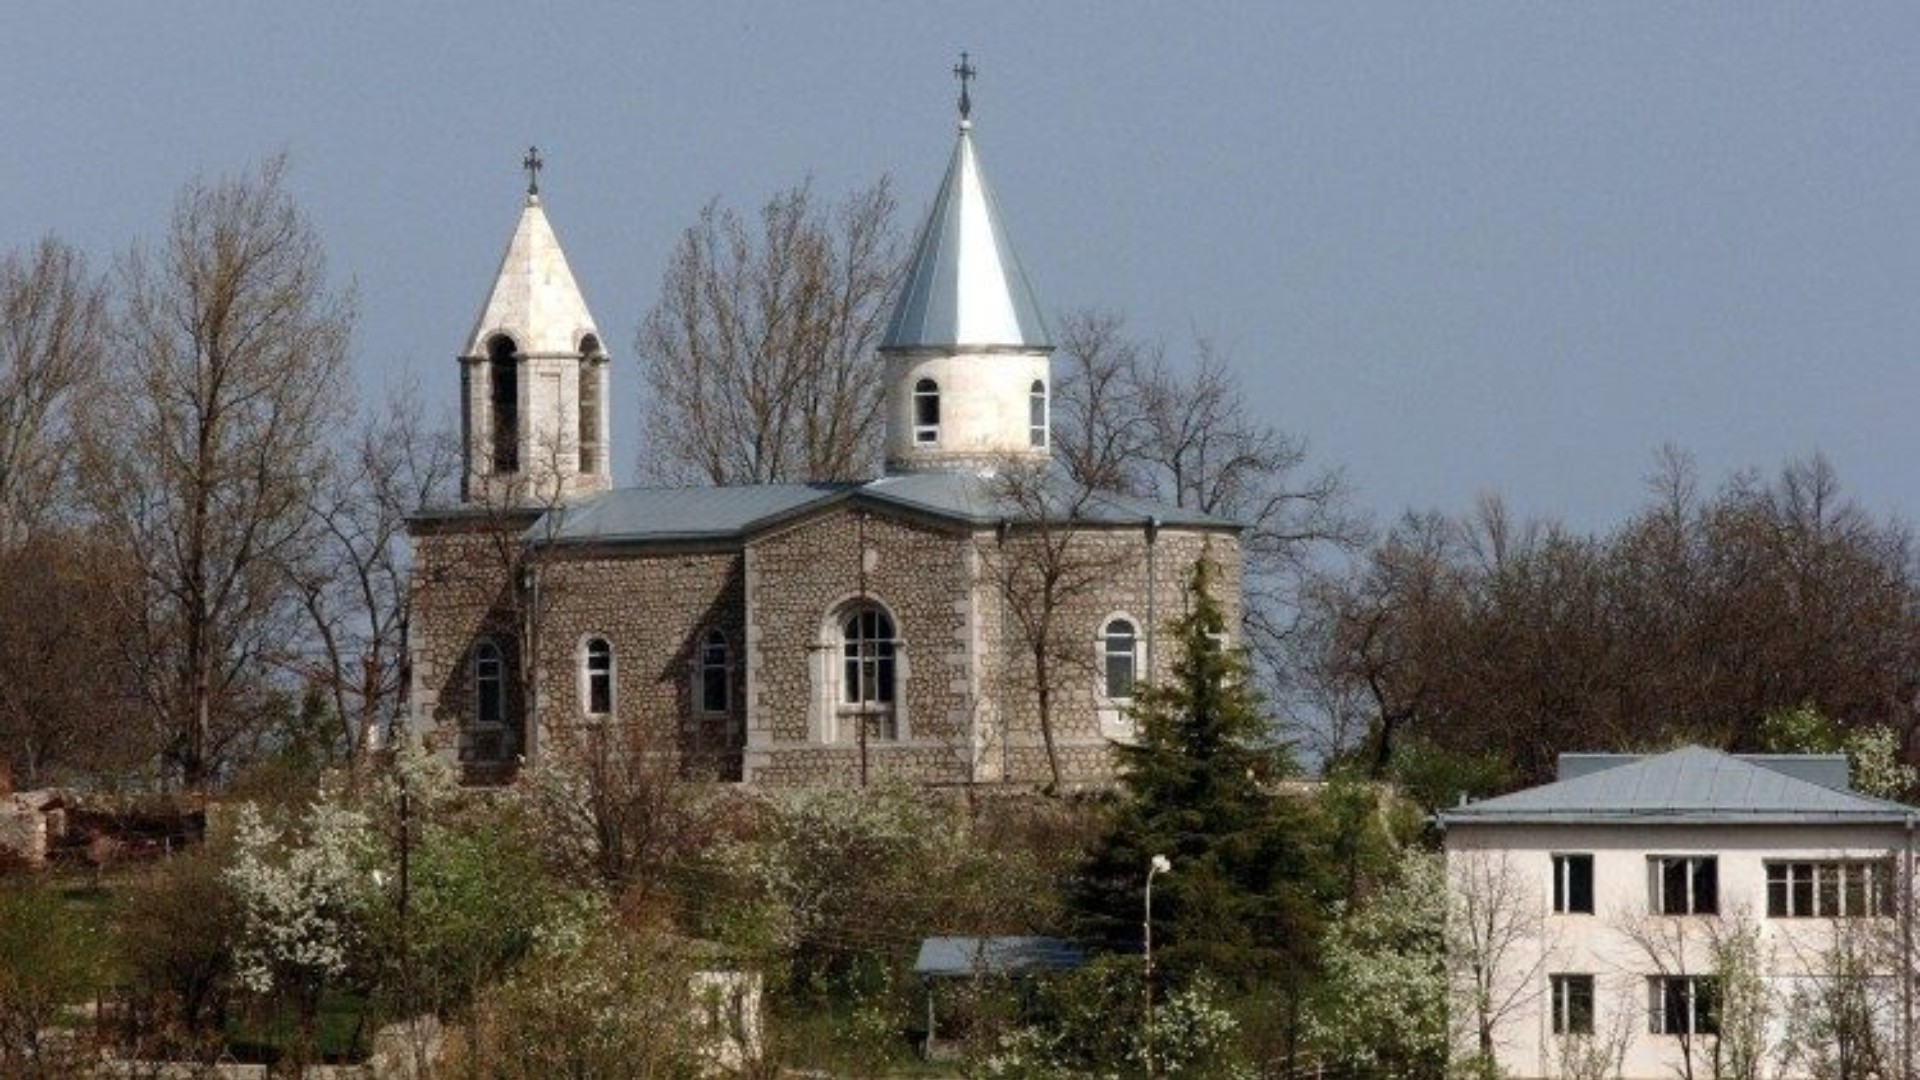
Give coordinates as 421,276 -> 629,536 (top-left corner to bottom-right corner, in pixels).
459,147 -> 611,506
881,57 -> 1054,475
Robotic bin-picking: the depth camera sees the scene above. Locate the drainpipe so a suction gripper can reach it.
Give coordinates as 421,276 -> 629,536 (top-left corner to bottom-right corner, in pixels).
1906,814 -> 1914,1080
1144,518 -> 1161,680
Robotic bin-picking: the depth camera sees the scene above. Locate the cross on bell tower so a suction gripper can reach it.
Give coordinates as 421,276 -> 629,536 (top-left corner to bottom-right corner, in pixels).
953,51 -> 976,121
522,146 -> 544,196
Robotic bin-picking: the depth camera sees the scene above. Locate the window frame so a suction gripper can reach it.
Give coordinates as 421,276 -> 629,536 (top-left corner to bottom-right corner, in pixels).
1766,859 -> 1893,919
487,335 -> 519,472
913,378 -> 940,445
1649,975 -> 1719,1036
1552,853 -> 1594,915
1649,855 -> 1719,915
838,605 -> 899,741
1028,378 -> 1048,448
697,628 -> 731,715
577,334 -> 603,474
1101,616 -> 1140,701
1551,974 -> 1595,1036
581,636 -> 613,717
474,640 -> 505,726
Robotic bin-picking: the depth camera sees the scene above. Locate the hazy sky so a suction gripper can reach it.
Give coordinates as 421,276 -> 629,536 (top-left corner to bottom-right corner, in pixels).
8,4 -> 1917,533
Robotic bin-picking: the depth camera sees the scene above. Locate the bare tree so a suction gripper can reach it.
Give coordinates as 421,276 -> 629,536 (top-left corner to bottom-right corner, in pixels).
1611,906 -> 1781,1080
287,385 -> 459,774
0,236 -> 107,541
636,178 -> 902,485
88,154 -> 353,788
0,531 -> 146,786
1051,310 -> 1151,494
1051,313 -> 1362,709
1447,847 -> 1550,1068
977,462 -> 1130,791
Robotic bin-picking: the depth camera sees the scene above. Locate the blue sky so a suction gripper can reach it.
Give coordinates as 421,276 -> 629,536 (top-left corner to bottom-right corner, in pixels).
8,4 -> 1917,532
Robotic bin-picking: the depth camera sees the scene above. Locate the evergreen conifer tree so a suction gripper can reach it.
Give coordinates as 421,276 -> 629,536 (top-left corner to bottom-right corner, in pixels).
1076,554 -> 1322,986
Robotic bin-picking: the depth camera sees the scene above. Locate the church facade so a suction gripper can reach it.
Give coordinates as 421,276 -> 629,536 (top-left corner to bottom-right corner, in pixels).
407,101 -> 1242,788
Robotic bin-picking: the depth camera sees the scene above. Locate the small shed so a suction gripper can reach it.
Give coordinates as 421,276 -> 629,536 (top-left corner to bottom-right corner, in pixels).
912,936 -> 1085,1057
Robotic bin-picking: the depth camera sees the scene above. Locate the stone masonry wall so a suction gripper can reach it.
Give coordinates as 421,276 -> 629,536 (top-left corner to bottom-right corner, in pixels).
408,515 -> 530,768
975,526 -> 1241,788
414,505 -> 1243,793
533,549 -> 745,779
743,507 -> 979,786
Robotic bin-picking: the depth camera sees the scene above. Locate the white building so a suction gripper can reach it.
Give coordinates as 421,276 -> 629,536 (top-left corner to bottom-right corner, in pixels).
1439,746 -> 1918,1079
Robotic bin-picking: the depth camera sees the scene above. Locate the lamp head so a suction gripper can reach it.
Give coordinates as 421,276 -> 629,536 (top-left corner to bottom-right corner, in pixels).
1150,854 -> 1172,875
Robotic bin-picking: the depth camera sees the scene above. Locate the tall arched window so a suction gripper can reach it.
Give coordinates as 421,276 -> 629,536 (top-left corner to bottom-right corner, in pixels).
913,378 -> 940,444
475,641 -> 504,725
578,335 -> 602,474
1102,618 -> 1138,700
698,629 -> 730,714
582,637 -> 612,716
488,336 -> 519,472
841,606 -> 898,739
1029,379 -> 1048,448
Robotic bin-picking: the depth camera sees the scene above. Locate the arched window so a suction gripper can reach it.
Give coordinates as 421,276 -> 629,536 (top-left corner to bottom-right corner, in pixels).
582,637 -> 612,716
1029,379 -> 1048,448
488,336 -> 519,472
913,378 -> 940,444
698,629 -> 730,714
841,606 -> 898,739
1102,618 -> 1138,700
475,641 -> 505,725
578,334 -> 602,474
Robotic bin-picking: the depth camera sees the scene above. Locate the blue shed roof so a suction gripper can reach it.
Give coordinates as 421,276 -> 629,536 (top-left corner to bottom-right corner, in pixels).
913,936 -> 1085,977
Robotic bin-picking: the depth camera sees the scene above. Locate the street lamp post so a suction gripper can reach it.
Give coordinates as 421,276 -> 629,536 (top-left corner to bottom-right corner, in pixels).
1144,854 -> 1171,1078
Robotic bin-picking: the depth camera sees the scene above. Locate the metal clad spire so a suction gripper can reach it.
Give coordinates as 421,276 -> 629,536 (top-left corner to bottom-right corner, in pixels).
881,58 -> 1051,352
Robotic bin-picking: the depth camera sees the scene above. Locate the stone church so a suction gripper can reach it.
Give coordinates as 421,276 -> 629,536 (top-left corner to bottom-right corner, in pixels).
407,93 -> 1242,788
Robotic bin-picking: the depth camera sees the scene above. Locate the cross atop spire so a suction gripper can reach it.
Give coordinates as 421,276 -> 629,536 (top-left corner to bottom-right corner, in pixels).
522,145 -> 544,197
953,51 -> 976,122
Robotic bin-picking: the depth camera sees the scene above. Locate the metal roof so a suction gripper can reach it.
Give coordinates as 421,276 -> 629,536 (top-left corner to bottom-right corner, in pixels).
530,483 -> 852,545
881,122 -> 1052,352
1439,746 -> 1915,826
913,936 -> 1085,977
858,469 -> 1236,529
463,194 -> 601,359
529,470 -> 1239,546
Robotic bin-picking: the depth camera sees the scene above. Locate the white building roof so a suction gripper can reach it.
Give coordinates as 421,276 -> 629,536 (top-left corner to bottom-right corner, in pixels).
1438,745 -> 1915,826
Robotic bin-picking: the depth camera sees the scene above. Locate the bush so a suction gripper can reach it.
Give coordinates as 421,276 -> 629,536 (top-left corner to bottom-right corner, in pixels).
446,914 -> 710,1079
115,850 -> 241,1059
0,883 -> 103,1077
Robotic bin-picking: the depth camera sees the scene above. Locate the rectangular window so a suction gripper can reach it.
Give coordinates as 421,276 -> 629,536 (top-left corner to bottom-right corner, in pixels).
579,364 -> 600,473
1551,974 -> 1595,1035
1650,856 -> 1718,915
698,633 -> 730,714
1767,860 -> 1892,918
1649,976 -> 1719,1035
1553,854 -> 1594,915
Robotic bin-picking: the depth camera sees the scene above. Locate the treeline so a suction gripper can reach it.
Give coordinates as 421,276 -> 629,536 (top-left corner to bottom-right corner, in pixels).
0,156 -> 455,792
1300,450 -> 1919,794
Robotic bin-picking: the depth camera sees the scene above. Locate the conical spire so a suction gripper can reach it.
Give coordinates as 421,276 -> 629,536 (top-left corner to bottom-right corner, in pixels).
463,189 -> 601,359
458,157 -> 611,506
881,119 -> 1051,352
